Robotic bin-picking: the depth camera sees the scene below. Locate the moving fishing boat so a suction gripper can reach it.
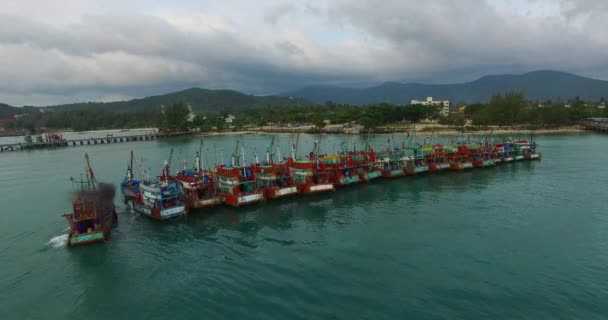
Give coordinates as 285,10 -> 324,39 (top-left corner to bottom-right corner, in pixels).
216,141 -> 265,207
62,154 -> 117,247
133,149 -> 186,220
254,139 -> 298,200
176,142 -> 222,211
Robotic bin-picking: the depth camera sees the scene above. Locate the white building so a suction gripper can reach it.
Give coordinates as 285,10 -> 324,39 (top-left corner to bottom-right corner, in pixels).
225,114 -> 236,124
410,97 -> 450,117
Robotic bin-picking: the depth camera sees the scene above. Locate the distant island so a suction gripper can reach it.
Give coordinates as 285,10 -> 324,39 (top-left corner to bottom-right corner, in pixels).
0,70 -> 607,134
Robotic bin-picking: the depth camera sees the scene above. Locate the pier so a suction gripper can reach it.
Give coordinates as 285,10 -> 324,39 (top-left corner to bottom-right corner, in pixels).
581,118 -> 608,133
0,132 -> 190,153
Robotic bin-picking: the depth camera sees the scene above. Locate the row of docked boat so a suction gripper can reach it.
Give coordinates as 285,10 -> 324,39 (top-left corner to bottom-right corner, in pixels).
117,135 -> 541,221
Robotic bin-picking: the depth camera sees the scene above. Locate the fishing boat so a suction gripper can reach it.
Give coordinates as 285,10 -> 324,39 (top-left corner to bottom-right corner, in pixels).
376,138 -> 409,178
176,141 -> 222,211
425,145 -> 451,172
133,149 -> 186,220
356,150 -> 381,182
216,141 -> 265,207
288,140 -> 335,194
120,151 -> 141,204
404,152 -> 429,175
317,141 -> 361,187
447,145 -> 474,170
62,154 -> 117,247
515,139 -> 541,160
469,143 -> 495,168
404,140 -> 429,176
254,138 -> 298,199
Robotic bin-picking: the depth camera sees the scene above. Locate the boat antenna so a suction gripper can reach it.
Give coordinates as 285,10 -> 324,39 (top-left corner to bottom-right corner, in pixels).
198,139 -> 204,172
270,136 -> 275,165
295,133 -> 300,159
129,150 -> 134,180
234,140 -> 240,166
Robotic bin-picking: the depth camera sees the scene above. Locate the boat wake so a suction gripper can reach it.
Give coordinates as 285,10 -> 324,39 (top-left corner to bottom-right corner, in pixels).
47,234 -> 69,248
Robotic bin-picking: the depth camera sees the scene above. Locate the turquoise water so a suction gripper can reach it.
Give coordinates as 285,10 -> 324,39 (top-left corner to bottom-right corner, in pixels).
1,133 -> 608,319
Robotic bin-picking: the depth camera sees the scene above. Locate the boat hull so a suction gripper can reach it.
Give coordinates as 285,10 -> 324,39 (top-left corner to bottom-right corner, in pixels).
449,162 -> 474,171
186,197 -> 223,209
266,186 -> 298,199
296,183 -> 335,194
429,163 -> 450,172
381,169 -> 405,178
68,231 -> 106,247
337,175 -> 361,186
405,166 -> 429,176
359,170 -> 381,182
224,192 -> 265,207
133,202 -> 186,220
473,160 -> 495,168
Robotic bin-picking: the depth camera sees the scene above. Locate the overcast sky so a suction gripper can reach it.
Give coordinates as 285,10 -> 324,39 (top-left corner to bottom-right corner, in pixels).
1,0 -> 608,106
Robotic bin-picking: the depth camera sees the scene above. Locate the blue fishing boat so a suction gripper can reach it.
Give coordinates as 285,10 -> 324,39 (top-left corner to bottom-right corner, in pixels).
132,149 -> 186,220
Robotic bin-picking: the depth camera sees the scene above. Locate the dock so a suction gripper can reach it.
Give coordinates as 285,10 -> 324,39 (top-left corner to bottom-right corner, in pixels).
581,118 -> 608,133
0,132 -> 190,153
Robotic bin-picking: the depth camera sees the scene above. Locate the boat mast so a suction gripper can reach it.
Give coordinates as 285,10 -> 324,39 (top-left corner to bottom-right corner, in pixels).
129,150 -> 134,180
85,153 -> 96,190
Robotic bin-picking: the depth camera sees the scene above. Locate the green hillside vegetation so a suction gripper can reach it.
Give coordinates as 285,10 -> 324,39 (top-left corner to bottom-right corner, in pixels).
3,88 -> 607,133
45,88 -> 311,113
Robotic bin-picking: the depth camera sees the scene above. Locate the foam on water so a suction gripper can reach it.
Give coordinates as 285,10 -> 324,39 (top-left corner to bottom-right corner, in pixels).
47,234 -> 68,248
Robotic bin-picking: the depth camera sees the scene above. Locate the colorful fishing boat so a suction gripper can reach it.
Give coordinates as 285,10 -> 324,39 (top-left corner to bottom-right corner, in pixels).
515,139 -> 541,160
254,138 -> 298,199
376,138 -> 409,178
288,140 -> 335,194
133,149 -> 187,220
216,141 -> 265,207
176,141 -> 222,211
356,149 -> 381,182
404,140 -> 429,175
425,145 -> 451,172
62,154 -> 117,247
447,145 -> 474,170
469,143 -> 495,168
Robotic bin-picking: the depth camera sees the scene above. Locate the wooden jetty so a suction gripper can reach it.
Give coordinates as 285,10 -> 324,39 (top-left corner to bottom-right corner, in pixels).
581,118 -> 608,133
0,132 -> 189,153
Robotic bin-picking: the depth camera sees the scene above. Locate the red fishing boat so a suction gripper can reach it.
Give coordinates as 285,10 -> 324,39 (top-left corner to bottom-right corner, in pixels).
447,145 -> 474,170
176,142 -> 222,211
254,138 -> 298,199
62,154 -> 117,247
425,145 -> 451,172
216,141 -> 265,207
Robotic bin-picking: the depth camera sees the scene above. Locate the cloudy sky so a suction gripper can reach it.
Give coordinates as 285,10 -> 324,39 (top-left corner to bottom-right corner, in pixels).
1,0 -> 608,106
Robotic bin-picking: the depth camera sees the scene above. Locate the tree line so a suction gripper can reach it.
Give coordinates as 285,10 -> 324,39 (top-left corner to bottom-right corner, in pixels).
3,91 -> 608,133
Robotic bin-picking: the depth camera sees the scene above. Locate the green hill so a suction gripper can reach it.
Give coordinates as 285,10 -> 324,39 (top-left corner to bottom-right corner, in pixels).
0,103 -> 19,118
44,88 -> 312,113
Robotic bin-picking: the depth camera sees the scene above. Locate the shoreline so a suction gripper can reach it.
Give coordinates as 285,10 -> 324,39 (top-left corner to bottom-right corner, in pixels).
196,126 -> 585,137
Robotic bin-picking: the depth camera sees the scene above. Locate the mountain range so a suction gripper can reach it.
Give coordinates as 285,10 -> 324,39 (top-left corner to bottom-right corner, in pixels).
1,70 -> 608,117
282,70 -> 608,105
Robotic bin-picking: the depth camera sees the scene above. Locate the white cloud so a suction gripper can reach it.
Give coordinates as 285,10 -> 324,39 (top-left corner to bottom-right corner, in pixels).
0,0 -> 607,105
